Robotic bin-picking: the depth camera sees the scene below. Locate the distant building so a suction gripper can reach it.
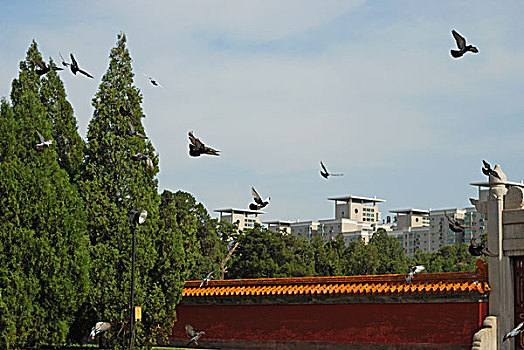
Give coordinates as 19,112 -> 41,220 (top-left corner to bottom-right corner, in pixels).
214,208 -> 266,231
264,220 -> 292,234
289,195 -> 391,245
389,206 -> 487,258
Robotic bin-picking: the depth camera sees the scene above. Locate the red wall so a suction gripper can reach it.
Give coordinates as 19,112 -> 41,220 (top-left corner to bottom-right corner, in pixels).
171,302 -> 487,345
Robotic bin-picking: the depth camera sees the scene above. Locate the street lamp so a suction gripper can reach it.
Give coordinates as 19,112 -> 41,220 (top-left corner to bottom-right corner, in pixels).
128,209 -> 147,350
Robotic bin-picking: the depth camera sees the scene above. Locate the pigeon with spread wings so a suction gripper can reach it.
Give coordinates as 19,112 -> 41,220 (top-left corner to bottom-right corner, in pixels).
186,324 -> 205,346
131,152 -> 154,169
503,322 -> 524,342
119,101 -> 140,124
249,187 -> 270,210
482,160 -> 501,180
188,131 -> 220,157
444,211 -> 474,233
406,265 -> 425,284
33,58 -> 63,76
87,321 -> 111,343
469,238 -> 497,258
127,121 -> 147,139
450,30 -> 478,58
199,272 -> 214,288
320,161 -> 343,179
68,53 -> 93,78
34,130 -> 53,150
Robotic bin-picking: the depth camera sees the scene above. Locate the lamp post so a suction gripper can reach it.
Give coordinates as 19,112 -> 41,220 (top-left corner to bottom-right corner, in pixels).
128,209 -> 147,350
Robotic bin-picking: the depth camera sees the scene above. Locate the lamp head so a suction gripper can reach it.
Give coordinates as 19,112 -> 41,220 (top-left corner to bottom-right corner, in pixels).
128,209 -> 147,226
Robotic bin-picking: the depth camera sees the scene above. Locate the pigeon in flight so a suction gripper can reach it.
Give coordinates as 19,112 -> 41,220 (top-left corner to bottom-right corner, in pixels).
406,265 -> 425,284
67,53 -> 93,78
185,324 -> 205,346
33,58 -> 63,76
249,187 -> 270,210
131,152 -> 154,169
469,238 -> 497,257
450,30 -> 478,58
143,73 -> 162,87
320,161 -> 343,179
199,272 -> 214,288
188,131 -> 220,157
444,211 -> 474,233
127,121 -> 147,139
482,160 -> 501,180
58,52 -> 70,67
88,321 -> 111,343
503,322 -> 524,342
34,130 -> 53,150
119,101 -> 140,124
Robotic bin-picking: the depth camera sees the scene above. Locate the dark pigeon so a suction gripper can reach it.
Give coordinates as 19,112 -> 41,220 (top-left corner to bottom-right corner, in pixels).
69,53 -> 93,78
33,58 -> 63,76
127,121 -> 147,139
119,101 -> 140,124
131,152 -> 154,169
188,131 -> 220,157
186,324 -> 205,346
320,161 -> 343,179
450,30 -> 478,58
249,187 -> 270,210
482,160 -> 501,180
444,211 -> 474,233
469,238 -> 497,258
143,73 -> 162,87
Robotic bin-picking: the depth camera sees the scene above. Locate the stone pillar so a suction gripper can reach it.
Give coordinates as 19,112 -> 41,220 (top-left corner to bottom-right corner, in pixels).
486,173 -> 511,349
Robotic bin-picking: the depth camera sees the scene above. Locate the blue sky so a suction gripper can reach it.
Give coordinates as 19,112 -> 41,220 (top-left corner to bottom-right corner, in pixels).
1,0 -> 524,222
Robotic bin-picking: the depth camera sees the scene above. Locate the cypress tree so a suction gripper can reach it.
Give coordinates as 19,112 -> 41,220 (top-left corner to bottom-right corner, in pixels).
0,41 -> 91,348
80,33 -> 176,347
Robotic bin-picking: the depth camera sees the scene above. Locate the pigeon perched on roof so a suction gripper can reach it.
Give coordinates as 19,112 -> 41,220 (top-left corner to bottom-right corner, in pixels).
450,30 -> 478,58
503,322 -> 524,342
67,53 -> 93,78
249,187 -> 270,210
199,272 -> 214,288
406,265 -> 425,284
482,160 -> 501,180
444,211 -> 474,233
469,238 -> 497,258
320,161 -> 344,179
186,324 -> 205,346
33,58 -> 63,76
143,73 -> 162,87
188,131 -> 220,157
34,130 -> 53,150
127,121 -> 147,139
88,321 -> 111,343
131,152 -> 154,169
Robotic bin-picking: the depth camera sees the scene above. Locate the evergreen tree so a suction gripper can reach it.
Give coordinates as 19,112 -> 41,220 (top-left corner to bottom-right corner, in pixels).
0,41 -> 91,348
368,228 -> 409,274
79,33 -> 163,347
39,60 -> 85,180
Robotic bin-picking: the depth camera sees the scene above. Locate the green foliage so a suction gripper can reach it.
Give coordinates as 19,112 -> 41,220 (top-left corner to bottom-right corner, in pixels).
369,229 -> 409,274
0,41 -> 91,348
413,243 -> 480,273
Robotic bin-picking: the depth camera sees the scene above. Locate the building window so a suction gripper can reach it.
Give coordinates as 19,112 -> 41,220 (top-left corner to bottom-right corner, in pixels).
354,208 -> 358,214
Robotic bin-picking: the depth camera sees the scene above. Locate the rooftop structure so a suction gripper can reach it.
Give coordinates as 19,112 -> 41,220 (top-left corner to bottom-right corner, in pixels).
214,208 -> 266,231
264,220 -> 293,234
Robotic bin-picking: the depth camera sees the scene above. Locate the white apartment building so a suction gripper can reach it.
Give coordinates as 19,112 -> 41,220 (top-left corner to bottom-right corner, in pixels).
389,207 -> 487,258
214,208 -> 266,231
264,220 -> 292,234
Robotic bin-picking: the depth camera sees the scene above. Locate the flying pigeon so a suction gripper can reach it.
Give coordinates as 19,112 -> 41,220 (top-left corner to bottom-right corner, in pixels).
34,130 -> 53,150
199,272 -> 214,288
33,58 -> 63,76
503,322 -> 524,342
469,238 -> 497,257
143,73 -> 162,87
185,324 -> 205,346
88,321 -> 111,343
444,211 -> 474,233
249,187 -> 270,210
58,52 -> 70,67
119,101 -> 140,124
450,30 -> 478,58
406,265 -> 425,284
68,53 -> 93,78
320,161 -> 344,179
127,121 -> 147,139
188,131 -> 220,157
131,152 -> 154,169
482,160 -> 501,180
